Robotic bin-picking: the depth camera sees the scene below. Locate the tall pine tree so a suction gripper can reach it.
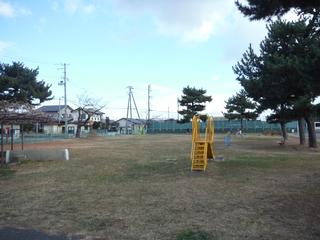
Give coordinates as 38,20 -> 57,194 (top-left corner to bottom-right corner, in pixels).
233,20 -> 320,147
0,62 -> 52,104
178,86 -> 212,123
223,90 -> 258,131
235,0 -> 320,20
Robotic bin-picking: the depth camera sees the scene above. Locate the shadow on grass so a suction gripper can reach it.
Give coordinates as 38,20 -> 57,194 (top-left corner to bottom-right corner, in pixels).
176,230 -> 216,240
92,158 -> 189,184
0,227 -> 82,240
0,167 -> 16,179
219,155 -> 289,169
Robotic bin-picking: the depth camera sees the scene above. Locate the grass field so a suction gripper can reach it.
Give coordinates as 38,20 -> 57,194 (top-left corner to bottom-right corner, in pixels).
0,134 -> 320,240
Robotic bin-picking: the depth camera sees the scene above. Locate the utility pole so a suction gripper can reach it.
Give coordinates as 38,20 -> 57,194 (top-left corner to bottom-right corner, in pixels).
126,86 -> 141,134
58,63 -> 68,136
126,87 -> 131,134
177,98 -> 180,121
147,85 -> 151,132
58,97 -> 61,124
148,85 -> 151,122
63,63 -> 67,136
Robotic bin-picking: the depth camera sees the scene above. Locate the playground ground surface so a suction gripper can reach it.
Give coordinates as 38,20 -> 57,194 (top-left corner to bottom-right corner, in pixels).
0,134 -> 319,240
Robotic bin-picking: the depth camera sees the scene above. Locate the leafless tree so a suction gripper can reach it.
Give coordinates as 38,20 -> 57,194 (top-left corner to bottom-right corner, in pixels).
74,94 -> 105,138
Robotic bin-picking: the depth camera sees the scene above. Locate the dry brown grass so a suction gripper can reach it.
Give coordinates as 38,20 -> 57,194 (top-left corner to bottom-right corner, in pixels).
0,134 -> 320,240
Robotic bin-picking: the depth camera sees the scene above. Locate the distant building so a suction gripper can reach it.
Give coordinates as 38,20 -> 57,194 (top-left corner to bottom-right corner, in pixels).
38,105 -> 73,123
38,105 -> 104,135
72,108 -> 104,124
116,118 -> 146,134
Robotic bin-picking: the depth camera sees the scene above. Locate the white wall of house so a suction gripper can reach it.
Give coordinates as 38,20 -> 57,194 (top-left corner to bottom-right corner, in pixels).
43,125 -> 62,134
117,119 -> 145,134
117,119 -> 129,128
42,123 -> 92,135
1,124 -> 20,137
44,106 -> 73,122
60,106 -> 73,122
72,110 -> 103,123
90,115 -> 101,122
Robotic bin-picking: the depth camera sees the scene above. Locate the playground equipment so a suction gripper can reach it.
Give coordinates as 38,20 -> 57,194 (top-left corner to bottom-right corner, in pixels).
191,115 -> 215,171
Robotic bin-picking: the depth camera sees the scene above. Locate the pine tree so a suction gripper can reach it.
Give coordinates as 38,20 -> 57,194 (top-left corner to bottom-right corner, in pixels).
178,86 -> 212,123
0,62 -> 52,104
223,90 -> 258,131
233,20 -> 320,147
235,0 -> 320,20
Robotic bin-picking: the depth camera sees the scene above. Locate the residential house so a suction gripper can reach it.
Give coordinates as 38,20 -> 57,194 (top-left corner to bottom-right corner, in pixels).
0,124 -> 20,141
38,105 -> 105,135
38,105 -> 73,122
71,108 -> 105,132
37,105 -> 75,134
116,118 -> 146,134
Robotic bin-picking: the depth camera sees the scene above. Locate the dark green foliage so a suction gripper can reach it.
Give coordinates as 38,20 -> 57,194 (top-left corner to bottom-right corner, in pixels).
233,19 -> 320,147
233,21 -> 319,111
92,121 -> 101,129
0,62 -> 52,104
235,0 -> 320,20
223,90 -> 258,130
199,114 -> 208,122
178,86 -> 212,123
176,230 -> 212,240
21,123 -> 34,132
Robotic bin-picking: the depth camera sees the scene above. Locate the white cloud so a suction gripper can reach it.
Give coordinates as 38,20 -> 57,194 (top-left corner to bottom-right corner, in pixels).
64,0 -> 95,15
64,0 -> 80,14
112,0 -> 268,59
114,0 -> 234,43
0,40 -> 12,55
0,1 -> 14,17
83,4 -> 95,14
50,0 -> 60,11
0,1 -> 31,17
211,75 -> 220,81
36,17 -> 47,32
216,8 -> 267,64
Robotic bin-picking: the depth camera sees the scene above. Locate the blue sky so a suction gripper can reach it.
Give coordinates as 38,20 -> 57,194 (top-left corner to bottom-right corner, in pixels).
0,0 -> 268,120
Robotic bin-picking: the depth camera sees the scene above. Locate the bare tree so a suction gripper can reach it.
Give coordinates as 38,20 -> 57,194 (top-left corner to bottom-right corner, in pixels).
74,94 -> 105,138
0,101 -> 53,166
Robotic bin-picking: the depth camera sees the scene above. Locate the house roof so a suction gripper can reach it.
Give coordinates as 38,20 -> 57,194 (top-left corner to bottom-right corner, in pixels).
116,118 -> 146,124
38,105 -> 73,113
72,107 -> 104,115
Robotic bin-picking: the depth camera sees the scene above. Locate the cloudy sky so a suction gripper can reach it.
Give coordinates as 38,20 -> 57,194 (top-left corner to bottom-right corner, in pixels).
0,0 -> 268,120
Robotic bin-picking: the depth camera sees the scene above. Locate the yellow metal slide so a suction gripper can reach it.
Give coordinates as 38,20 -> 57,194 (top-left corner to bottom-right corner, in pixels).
191,115 -> 215,171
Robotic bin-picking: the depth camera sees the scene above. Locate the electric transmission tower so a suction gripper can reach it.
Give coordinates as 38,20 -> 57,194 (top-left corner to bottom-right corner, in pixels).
126,86 -> 140,134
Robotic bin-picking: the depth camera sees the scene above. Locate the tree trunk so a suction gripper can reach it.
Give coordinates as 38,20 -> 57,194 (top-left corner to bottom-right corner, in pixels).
297,117 -> 306,145
75,124 -> 81,138
305,116 -> 317,148
280,122 -> 287,141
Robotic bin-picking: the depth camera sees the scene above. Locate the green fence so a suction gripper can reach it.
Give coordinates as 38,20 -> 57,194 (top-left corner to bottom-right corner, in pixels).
148,120 -> 298,134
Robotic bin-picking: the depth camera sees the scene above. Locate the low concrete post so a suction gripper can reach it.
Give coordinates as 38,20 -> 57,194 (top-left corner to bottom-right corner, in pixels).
6,149 -> 70,163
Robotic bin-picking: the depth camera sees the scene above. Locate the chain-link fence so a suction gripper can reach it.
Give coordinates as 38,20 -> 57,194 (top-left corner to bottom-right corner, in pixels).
147,120 -> 298,134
